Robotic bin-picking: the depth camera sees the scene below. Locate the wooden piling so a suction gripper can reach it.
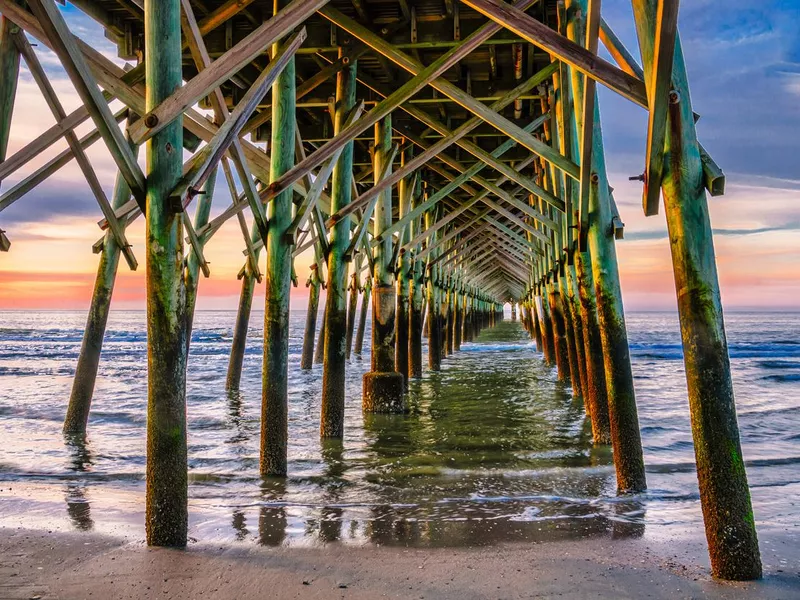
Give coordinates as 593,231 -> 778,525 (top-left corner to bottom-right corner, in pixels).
261,14 -> 296,475
321,54 -> 357,436
453,280 -> 462,351
185,168 -> 217,347
631,1 -> 761,579
395,150 -> 413,386
144,0 -> 188,546
426,255 -> 441,370
314,310 -> 327,364
226,272 -> 256,390
345,260 -> 360,360
575,249 -> 611,443
354,275 -> 371,357
0,16 -> 19,188
547,283 -> 570,382
559,273 -> 583,398
537,291 -> 555,365
565,0 -> 645,493
445,280 -> 454,356
301,264 -> 321,370
363,116 -> 404,412
64,135 -> 139,435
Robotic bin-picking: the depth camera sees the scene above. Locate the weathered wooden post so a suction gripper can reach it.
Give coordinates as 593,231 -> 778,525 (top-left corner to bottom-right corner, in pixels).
532,298 -> 543,351
548,282 -> 570,382
559,273 -> 582,397
409,252 -> 424,377
301,264 -> 321,370
453,277 -> 462,351
445,276 -> 454,355
395,150 -> 413,386
565,266 -> 589,402
345,256 -> 361,360
354,274 -> 371,357
321,53 -> 357,435
185,169 -> 217,347
510,302 -> 517,321
64,134 -> 139,435
426,216 -> 442,371
261,14 -> 296,476
631,0 -> 761,579
0,16 -> 19,192
144,0 -> 188,546
314,309 -> 326,364
226,268 -> 257,390
564,0 -> 645,492
363,116 -> 404,412
576,249 -> 611,443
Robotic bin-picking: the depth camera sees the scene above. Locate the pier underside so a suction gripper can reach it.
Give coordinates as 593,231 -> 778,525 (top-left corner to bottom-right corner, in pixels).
0,0 -> 760,580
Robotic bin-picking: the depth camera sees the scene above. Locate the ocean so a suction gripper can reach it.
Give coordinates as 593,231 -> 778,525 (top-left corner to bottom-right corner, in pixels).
0,309 -> 798,562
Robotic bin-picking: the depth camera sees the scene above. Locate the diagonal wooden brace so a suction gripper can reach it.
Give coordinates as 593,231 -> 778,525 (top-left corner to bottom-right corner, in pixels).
12,31 -> 139,270
26,0 -> 146,210
128,0 -> 329,144
169,29 -> 307,210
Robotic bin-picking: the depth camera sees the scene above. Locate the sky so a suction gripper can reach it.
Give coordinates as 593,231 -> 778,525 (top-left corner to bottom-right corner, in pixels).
0,1 -> 798,311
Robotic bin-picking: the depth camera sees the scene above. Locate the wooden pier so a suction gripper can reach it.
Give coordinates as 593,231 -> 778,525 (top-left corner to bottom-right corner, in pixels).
0,0 -> 760,580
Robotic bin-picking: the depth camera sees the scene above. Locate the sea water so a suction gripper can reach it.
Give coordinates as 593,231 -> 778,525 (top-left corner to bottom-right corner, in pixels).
0,310 -> 798,553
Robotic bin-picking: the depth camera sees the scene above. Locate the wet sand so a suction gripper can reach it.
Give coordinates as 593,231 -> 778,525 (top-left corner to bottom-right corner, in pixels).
2,527 -> 797,599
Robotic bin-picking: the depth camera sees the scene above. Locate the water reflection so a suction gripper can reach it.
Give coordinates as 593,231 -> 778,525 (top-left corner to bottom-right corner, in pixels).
318,440 -> 345,543
63,435 -> 94,530
258,478 -> 287,546
64,483 -> 93,531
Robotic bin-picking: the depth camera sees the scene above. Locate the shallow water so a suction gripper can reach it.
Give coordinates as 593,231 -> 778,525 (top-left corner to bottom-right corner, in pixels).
0,310 -> 798,554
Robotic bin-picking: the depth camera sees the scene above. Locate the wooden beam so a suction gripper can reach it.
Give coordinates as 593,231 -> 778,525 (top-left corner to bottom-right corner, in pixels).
641,0 -> 679,216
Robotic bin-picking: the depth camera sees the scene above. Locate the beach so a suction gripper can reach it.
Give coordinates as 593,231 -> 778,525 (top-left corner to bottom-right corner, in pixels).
2,526 -> 798,599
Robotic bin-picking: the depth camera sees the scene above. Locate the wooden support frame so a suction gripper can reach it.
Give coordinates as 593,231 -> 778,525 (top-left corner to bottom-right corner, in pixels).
460,0 -> 647,107
170,29 -> 306,207
26,0 -> 146,209
12,31 -> 139,271
128,0 -> 328,144
319,4 -> 581,181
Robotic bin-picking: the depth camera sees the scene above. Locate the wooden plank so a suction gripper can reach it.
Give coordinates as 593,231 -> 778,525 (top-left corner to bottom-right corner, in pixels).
26,0 -> 146,208
459,0 -> 647,107
129,0 -> 329,144
642,0 -> 679,216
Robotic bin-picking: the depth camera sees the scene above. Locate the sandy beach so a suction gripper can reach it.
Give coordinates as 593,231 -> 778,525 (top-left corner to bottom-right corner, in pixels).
1,527 -> 797,599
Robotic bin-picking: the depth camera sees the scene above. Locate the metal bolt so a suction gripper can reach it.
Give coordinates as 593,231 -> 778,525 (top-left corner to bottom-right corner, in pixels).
144,113 -> 159,128
669,90 -> 681,104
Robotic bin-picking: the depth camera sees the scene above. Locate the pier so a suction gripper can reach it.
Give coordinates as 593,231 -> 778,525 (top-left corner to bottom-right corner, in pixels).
0,0 -> 761,582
